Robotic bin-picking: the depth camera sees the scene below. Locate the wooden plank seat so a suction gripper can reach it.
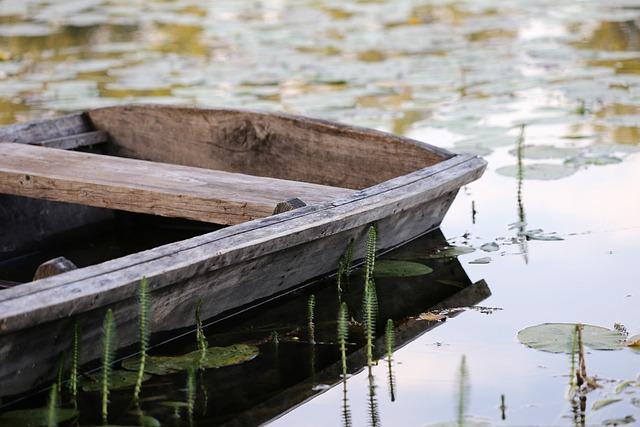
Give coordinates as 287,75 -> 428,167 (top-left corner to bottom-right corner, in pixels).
0,142 -> 353,225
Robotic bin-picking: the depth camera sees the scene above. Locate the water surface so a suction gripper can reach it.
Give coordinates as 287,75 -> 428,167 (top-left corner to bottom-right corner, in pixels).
1,0 -> 639,425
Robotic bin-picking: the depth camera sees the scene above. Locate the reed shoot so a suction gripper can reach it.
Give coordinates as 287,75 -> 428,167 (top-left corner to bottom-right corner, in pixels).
362,226 -> 378,367
186,367 -> 196,425
101,309 -> 116,425
47,385 -> 58,427
337,302 -> 349,377
195,300 -> 208,367
367,366 -> 380,427
385,319 -> 396,402
308,294 -> 316,345
68,321 -> 80,408
341,377 -> 352,427
364,225 -> 377,285
385,319 -> 394,361
134,276 -> 150,404
456,355 -> 469,427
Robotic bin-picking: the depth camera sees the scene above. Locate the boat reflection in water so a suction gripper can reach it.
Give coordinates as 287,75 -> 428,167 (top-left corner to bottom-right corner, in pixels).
0,229 -> 490,426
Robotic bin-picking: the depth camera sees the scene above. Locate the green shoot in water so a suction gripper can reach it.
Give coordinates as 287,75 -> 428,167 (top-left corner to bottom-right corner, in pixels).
336,240 -> 354,301
101,309 -> 116,425
367,366 -> 380,427
567,324 -> 579,400
362,225 -> 378,367
134,276 -> 150,404
55,352 -> 65,397
68,321 -> 80,408
47,385 -> 58,427
195,300 -> 208,367
385,319 -> 396,402
337,302 -> 349,377
341,376 -> 352,427
186,367 -> 196,425
457,355 -> 469,427
308,294 -> 316,345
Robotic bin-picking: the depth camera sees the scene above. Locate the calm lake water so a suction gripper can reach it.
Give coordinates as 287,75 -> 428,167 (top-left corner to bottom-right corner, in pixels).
1,0 -> 640,426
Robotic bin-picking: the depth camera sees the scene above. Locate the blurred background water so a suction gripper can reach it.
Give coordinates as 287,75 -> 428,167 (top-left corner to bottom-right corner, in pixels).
1,0 -> 640,425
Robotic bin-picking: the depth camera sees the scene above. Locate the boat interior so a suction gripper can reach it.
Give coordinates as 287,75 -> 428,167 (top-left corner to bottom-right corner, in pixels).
0,105 -> 452,287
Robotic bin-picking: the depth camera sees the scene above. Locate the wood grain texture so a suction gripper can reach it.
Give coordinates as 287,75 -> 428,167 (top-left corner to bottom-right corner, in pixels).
88,105 -> 453,189
0,190 -> 458,397
0,113 -> 89,144
0,154 -> 486,334
33,130 -> 108,150
0,142 -> 353,225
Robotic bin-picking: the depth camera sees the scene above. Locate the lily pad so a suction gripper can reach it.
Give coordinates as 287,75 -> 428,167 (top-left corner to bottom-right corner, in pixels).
508,145 -> 581,160
603,415 -> 635,425
424,246 -> 475,259
480,242 -> 499,252
565,155 -> 622,167
373,260 -> 433,277
469,257 -> 491,264
122,344 -> 259,375
517,323 -> 626,354
496,164 -> 576,180
0,408 -> 77,427
522,230 -> 564,241
83,370 -> 151,391
592,398 -> 622,411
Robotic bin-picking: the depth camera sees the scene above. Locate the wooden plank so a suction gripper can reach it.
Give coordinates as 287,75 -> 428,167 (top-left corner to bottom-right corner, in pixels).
0,142 -> 354,225
0,113 -> 89,144
33,130 -> 108,150
0,154 -> 486,334
88,105 -> 453,190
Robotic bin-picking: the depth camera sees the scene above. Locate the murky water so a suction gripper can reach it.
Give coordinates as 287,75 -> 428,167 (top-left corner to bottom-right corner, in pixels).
1,0 -> 640,425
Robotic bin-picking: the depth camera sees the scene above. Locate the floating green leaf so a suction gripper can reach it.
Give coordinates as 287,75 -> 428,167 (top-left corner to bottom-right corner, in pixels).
0,408 -> 77,427
469,257 -> 491,264
517,323 -> 626,353
83,370 -> 151,392
603,415 -> 635,425
615,380 -> 636,394
592,398 -> 622,411
373,260 -> 433,277
122,344 -> 259,375
424,246 -> 475,259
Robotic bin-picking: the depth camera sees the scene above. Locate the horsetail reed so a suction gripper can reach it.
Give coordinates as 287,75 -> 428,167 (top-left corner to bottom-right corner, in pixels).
195,300 -> 208,367
457,356 -> 469,427
364,225 -> 377,285
101,309 -> 116,425
385,319 -> 396,402
367,366 -> 380,427
55,352 -> 65,396
336,240 -> 355,301
337,302 -> 349,377
341,377 -> 352,427
362,280 -> 378,366
363,225 -> 378,366
385,319 -> 394,360
68,321 -> 80,408
308,294 -> 316,345
186,367 -> 196,425
47,385 -> 58,427
134,276 -> 150,404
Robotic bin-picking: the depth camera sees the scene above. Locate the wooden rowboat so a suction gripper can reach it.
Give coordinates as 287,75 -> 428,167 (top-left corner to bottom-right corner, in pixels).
0,105 -> 486,397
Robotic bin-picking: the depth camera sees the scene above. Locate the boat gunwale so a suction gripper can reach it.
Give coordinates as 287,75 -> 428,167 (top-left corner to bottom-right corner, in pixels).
0,152 -> 485,334
0,104 -> 455,164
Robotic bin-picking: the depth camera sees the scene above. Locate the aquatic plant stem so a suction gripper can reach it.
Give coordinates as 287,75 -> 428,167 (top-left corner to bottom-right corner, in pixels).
68,321 -> 80,408
337,302 -> 349,377
195,300 -> 208,367
47,386 -> 58,427
134,276 -> 150,404
101,309 -> 116,425
457,355 -> 468,427
308,294 -> 316,345
385,319 -> 396,401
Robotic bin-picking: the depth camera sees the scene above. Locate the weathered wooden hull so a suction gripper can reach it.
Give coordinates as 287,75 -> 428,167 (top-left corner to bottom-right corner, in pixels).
0,105 -> 486,397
